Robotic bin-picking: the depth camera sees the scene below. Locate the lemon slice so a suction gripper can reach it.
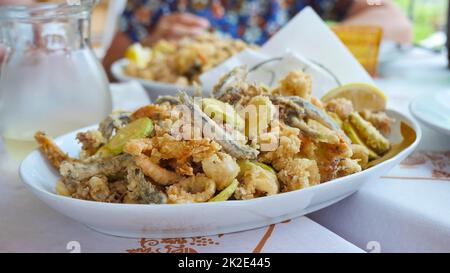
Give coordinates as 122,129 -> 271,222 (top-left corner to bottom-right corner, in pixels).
321,83 -> 387,112
124,43 -> 151,68
96,118 -> 153,158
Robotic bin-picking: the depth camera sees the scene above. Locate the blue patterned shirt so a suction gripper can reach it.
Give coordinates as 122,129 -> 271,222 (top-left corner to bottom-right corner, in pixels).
121,0 -> 353,45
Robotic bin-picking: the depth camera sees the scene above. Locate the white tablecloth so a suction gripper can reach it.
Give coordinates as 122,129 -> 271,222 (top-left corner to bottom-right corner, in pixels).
0,81 -> 363,253
309,48 -> 450,253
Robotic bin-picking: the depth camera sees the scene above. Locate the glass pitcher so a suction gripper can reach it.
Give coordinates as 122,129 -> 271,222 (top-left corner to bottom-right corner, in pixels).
0,0 -> 112,160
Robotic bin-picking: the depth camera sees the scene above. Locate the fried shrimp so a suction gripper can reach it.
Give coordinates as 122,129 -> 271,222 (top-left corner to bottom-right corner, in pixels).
125,134 -> 221,176
167,174 -> 216,204
35,131 -> 70,169
134,154 -> 182,186
201,152 -> 240,190
59,154 -> 132,181
130,104 -> 172,121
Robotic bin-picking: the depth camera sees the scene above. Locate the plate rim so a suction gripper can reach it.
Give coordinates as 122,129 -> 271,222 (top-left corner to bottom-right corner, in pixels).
410,91 -> 450,136
111,58 -> 195,93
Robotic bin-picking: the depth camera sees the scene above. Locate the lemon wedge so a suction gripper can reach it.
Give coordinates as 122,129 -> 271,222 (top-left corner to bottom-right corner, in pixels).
321,83 -> 387,112
124,43 -> 152,68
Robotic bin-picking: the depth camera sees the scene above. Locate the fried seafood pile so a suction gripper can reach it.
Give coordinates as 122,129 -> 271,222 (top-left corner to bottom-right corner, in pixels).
124,33 -> 255,86
36,67 -> 394,204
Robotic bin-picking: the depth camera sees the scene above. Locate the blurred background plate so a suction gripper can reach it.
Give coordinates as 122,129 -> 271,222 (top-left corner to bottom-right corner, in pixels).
111,59 -> 195,101
410,89 -> 450,135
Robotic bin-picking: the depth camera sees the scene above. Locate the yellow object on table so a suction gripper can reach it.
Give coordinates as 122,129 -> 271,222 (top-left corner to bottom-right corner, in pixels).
332,25 -> 383,76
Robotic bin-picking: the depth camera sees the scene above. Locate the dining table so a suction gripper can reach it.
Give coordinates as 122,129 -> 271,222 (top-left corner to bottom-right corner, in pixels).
310,46 -> 450,253
0,46 -> 449,253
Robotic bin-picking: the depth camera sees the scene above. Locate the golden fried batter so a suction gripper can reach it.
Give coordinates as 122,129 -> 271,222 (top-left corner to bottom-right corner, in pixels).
35,131 -> 70,169
76,130 -> 105,158
278,158 -> 320,192
202,152 -> 240,190
360,110 -> 394,136
167,173 -> 216,204
325,98 -> 354,120
130,104 -> 172,121
273,71 -> 312,100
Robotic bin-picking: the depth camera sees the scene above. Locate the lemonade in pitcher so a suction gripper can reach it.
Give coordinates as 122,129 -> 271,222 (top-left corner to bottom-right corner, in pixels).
0,1 -> 111,160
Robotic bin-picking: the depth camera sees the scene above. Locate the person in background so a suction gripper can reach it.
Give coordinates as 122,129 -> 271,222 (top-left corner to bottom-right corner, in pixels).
103,0 -> 412,76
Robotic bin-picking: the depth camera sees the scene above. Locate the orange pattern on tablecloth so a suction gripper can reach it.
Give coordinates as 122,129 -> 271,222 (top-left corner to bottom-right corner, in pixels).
127,237 -> 219,253
252,224 -> 275,253
401,151 -> 450,179
126,219 -> 293,253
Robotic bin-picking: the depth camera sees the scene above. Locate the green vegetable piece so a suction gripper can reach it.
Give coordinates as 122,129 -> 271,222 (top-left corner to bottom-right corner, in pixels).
96,118 -> 153,157
238,160 -> 275,175
343,121 -> 379,160
209,179 -> 239,202
349,112 -> 390,155
254,162 -> 276,175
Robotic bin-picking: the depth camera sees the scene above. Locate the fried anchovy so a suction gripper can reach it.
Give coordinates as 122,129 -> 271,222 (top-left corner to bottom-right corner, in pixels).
178,92 -> 258,160
60,154 -> 133,181
270,96 -> 350,144
212,66 -> 248,102
155,95 -> 181,105
126,165 -> 167,204
98,111 -> 131,140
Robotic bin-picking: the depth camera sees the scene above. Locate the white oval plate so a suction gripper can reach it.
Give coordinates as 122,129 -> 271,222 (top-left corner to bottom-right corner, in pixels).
410,90 -> 450,136
19,110 -> 421,238
111,59 -> 195,101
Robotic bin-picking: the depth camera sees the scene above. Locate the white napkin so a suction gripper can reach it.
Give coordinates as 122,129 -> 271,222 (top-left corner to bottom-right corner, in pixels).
110,81 -> 151,111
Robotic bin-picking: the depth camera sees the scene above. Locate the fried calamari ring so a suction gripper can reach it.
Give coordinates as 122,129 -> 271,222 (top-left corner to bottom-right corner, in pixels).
167,174 -> 216,204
